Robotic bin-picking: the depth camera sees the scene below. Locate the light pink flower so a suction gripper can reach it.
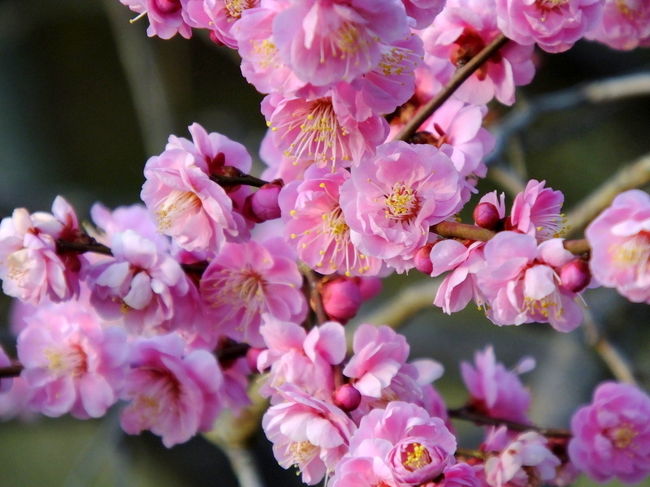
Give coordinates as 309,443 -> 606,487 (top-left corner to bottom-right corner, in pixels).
120,333 -> 223,447
585,0 -> 650,50
440,462 -> 482,487
199,238 -> 307,347
569,382 -> 650,484
329,455 -> 398,487
402,0 -> 445,28
279,166 -> 384,276
340,141 -> 463,272
272,0 -> 410,86
141,123 -> 251,254
262,384 -> 356,485
496,0 -> 603,53
484,428 -> 561,487
17,302 -> 128,418
476,232 -> 584,331
120,0 -> 192,39
88,230 -> 199,334
0,197 -> 83,304
421,0 -> 536,105
461,346 -> 533,423
585,189 -> 650,303
509,179 -> 566,241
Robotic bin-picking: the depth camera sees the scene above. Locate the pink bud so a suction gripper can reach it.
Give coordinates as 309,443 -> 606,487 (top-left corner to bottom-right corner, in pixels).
246,347 -> 264,372
333,384 -> 361,411
321,277 -> 362,323
473,202 -> 501,229
153,0 -> 181,14
356,277 -> 382,301
414,243 -> 435,274
245,181 -> 283,222
560,259 -> 591,293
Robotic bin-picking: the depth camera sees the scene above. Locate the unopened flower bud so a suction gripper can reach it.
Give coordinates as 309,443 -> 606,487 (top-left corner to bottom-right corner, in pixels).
321,277 -> 362,323
414,243 -> 435,274
560,259 -> 590,293
473,202 -> 501,229
246,347 -> 264,372
245,180 -> 283,222
356,276 -> 382,301
333,384 -> 361,411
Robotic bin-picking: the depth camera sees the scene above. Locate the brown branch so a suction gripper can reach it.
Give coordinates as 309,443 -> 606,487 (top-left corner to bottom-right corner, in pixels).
448,407 -> 571,438
300,265 -> 328,325
211,173 -> 269,188
396,34 -> 509,142
0,363 -> 23,378
56,238 -> 113,256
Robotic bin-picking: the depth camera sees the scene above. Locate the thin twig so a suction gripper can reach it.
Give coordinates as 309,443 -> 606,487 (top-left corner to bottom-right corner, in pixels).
566,152 -> 650,237
396,34 -> 509,142
0,363 -> 22,378
448,407 -> 572,438
301,265 -> 327,325
211,173 -> 268,188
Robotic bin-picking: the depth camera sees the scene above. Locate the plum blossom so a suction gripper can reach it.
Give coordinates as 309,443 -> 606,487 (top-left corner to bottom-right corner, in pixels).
120,333 -> 223,447
199,238 -> 307,347
402,0 -> 446,28
17,301 -> 128,418
509,179 -> 566,242
461,346 -> 533,423
0,197 -> 84,304
262,384 -> 356,485
279,166 -> 384,276
183,0 -> 260,48
421,0 -> 536,105
340,141 -> 463,273
141,123 -> 252,254
585,189 -> 650,303
0,346 -> 13,394
586,0 -> 650,50
496,0 -> 604,53
120,0 -> 192,39
476,232 -> 584,331
568,382 -> 650,483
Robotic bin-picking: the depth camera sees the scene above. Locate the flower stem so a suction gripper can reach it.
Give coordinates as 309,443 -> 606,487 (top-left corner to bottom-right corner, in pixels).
448,407 -> 571,438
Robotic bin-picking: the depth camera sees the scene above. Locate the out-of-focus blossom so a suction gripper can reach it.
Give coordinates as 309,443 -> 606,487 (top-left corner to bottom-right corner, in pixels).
586,0 -> 650,50
509,179 -> 565,242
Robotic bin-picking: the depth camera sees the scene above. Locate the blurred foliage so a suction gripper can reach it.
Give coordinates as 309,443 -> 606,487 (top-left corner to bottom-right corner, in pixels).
0,0 -> 649,486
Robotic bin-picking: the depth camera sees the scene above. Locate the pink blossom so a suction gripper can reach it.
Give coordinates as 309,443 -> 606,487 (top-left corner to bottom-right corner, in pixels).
183,0 -> 259,48
272,0 -> 410,86
279,165 -> 384,276
484,428 -> 561,487
340,141 -> 463,273
262,384 -> 356,485
476,232 -> 584,331
509,179 -> 566,241
421,0 -> 536,105
569,382 -> 650,484
88,230 -> 199,334
347,401 -> 457,485
262,93 -> 388,169
461,346 -> 533,423
321,276 -> 362,322
586,0 -> 650,50
200,238 -> 307,347
343,324 -> 410,397
0,197 -> 83,304
329,455 -> 398,487
141,123 -> 251,253
120,333 -> 223,447
440,462 -> 482,487
402,0 -> 445,28
219,356 -> 251,413
0,346 -> 12,394
17,302 -> 128,418
120,0 -> 192,39
585,189 -> 650,303
258,318 -> 346,401
496,0 -> 603,53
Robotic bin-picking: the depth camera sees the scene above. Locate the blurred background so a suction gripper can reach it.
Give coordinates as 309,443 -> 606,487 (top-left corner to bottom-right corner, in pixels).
0,1 -> 649,485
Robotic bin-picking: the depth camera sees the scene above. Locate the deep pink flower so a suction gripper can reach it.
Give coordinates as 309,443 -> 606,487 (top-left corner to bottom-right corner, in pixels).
120,0 -> 192,39
120,333 -> 223,447
262,384 -> 356,485
0,197 -> 83,304
272,0 -> 410,86
440,462 -> 482,487
510,179 -> 566,242
496,0 -> 603,53
340,141 -> 463,273
421,0 -> 536,105
17,301 -> 128,418
476,232 -> 584,331
569,382 -> 650,484
585,0 -> 650,50
461,346 -> 534,423
199,238 -> 307,347
279,166 -> 384,276
183,0 -> 260,48
585,189 -> 650,303
484,427 -> 561,487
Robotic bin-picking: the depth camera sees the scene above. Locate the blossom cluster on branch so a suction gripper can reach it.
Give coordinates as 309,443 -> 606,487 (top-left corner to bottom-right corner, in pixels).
0,0 -> 649,486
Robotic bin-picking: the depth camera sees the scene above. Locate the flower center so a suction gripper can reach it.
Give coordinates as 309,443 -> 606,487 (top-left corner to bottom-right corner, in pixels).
45,344 -> 87,377
609,424 -> 637,449
613,231 -> 650,270
289,441 -> 318,465
401,442 -> 432,471
385,183 -> 420,221
155,190 -> 202,232
224,0 -> 256,19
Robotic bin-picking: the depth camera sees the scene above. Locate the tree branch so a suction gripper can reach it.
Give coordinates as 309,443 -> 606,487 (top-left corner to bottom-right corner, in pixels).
396,34 -> 509,142
448,407 -> 571,438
